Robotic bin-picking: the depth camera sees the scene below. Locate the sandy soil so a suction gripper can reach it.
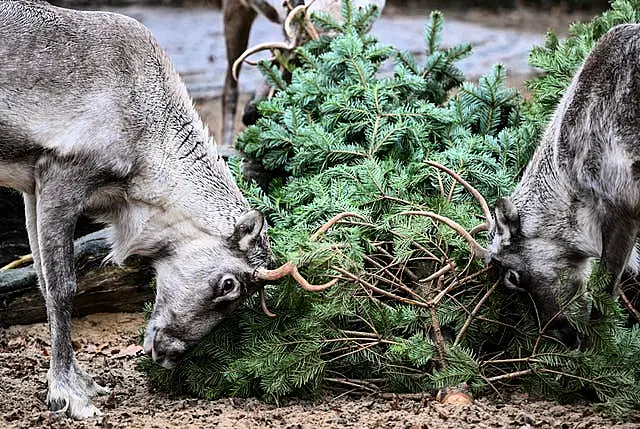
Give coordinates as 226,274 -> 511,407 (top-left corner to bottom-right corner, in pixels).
0,312 -> 637,429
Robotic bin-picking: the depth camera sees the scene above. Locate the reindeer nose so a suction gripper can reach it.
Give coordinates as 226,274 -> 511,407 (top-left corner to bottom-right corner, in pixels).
546,320 -> 582,349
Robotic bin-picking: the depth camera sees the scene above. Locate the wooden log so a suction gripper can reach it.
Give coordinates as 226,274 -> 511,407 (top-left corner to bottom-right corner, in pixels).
0,188 -> 105,267
0,189 -> 29,268
0,230 -> 154,327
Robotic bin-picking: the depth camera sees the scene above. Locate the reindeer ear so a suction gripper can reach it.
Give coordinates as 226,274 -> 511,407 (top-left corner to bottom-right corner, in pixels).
230,210 -> 266,252
494,197 -> 520,243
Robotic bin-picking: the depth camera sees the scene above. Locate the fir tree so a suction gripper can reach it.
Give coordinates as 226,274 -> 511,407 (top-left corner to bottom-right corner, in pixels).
140,1 -> 640,420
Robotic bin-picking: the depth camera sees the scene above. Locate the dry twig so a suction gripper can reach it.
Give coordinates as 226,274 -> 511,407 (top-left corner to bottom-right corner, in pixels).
620,289 -> 640,323
0,254 -> 33,271
454,280 -> 500,346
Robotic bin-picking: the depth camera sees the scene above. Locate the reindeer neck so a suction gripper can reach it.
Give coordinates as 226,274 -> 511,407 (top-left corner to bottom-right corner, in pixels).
114,105 -> 249,262
511,130 -> 603,257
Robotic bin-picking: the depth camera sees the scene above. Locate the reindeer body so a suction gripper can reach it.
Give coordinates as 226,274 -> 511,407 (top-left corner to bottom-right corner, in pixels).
1,0 -> 273,418
490,24 -> 640,345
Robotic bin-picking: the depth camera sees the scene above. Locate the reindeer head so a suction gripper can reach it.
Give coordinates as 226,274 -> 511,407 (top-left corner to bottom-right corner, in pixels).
142,209 -> 335,369
426,162 -> 591,348
488,197 -> 593,348
142,210 -> 271,368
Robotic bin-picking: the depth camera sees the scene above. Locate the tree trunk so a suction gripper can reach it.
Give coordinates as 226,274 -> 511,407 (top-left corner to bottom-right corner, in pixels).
0,230 -> 154,327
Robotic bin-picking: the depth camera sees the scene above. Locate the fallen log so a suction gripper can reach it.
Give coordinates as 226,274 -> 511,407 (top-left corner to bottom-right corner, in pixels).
0,189 -> 29,268
0,230 -> 154,327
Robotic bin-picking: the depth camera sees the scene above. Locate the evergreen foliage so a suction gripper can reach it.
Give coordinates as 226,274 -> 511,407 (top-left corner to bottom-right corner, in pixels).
140,1 -> 640,419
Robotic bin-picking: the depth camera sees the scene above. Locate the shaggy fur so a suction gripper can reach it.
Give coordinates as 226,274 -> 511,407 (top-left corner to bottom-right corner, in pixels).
489,24 -> 640,347
0,0 -> 272,418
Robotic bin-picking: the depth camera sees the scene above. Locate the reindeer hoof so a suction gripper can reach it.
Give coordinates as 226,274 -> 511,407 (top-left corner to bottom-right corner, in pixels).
73,362 -> 110,398
47,363 -> 106,419
46,381 -> 103,419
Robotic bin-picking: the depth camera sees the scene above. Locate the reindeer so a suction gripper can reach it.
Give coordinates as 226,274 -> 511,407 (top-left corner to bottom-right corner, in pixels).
0,0 -> 330,419
222,0 -> 385,149
428,24 -> 640,348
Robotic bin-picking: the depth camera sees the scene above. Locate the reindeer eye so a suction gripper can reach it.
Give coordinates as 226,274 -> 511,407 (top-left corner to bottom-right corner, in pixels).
504,269 -> 523,291
222,278 -> 236,295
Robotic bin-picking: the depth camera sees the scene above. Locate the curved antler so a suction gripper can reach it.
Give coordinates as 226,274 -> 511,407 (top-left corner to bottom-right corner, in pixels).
259,287 -> 277,318
232,41 -> 296,81
233,0 -> 321,82
284,0 -> 314,39
255,262 -> 338,292
310,212 -> 369,241
399,211 -> 488,260
425,161 -> 493,226
284,0 -> 320,41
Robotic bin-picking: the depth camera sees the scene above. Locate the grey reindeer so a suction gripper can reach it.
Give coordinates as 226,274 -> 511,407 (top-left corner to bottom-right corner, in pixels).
434,24 -> 640,347
0,0 -> 326,419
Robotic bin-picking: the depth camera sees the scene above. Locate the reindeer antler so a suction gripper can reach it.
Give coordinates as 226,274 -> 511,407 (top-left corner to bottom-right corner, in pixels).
232,0 -> 320,81
254,211 -> 367,316
425,161 -> 493,227
255,263 -> 337,318
255,262 -> 338,291
232,41 -> 295,81
399,211 -> 488,259
399,161 -> 493,259
283,0 -> 319,41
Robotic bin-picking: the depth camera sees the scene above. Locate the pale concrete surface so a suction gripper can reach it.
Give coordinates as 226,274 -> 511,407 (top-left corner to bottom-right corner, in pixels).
103,5 -> 544,99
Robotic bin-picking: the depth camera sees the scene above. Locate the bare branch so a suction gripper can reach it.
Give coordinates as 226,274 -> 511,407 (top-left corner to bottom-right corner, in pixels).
420,261 -> 456,283
454,280 -> 500,346
332,266 -> 432,309
485,369 -> 534,383
620,288 -> 640,323
430,305 -> 446,367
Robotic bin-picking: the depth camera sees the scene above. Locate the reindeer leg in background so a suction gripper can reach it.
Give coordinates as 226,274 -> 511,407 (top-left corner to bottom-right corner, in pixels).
23,194 -> 43,285
222,0 -> 257,149
242,79 -> 272,126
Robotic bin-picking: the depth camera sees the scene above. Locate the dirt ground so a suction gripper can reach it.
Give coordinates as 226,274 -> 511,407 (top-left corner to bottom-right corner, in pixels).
1,312 -> 637,429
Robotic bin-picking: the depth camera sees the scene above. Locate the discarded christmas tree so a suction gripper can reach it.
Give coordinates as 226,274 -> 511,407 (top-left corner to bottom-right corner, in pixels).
141,1 -> 640,419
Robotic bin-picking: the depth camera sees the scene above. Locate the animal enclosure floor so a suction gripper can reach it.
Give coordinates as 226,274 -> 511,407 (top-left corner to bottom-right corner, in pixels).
0,311 -> 636,429
0,5 -> 625,427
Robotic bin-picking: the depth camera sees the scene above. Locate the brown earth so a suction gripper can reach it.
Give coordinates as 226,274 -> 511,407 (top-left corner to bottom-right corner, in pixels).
1,312 -> 638,429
